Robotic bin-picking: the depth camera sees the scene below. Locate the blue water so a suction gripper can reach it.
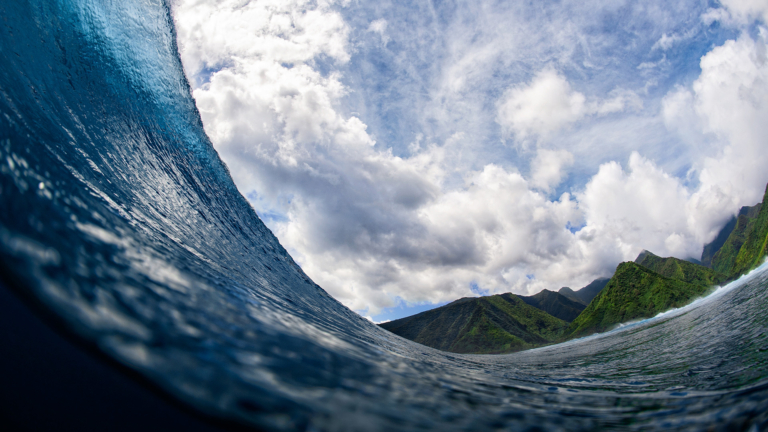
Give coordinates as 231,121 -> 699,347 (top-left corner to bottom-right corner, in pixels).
1,0 -> 767,430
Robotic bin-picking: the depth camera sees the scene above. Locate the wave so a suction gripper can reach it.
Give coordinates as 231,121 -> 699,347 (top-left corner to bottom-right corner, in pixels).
1,0 -> 767,430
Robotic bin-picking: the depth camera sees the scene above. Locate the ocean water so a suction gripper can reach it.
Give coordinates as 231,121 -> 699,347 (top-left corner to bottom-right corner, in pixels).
1,0 -> 767,430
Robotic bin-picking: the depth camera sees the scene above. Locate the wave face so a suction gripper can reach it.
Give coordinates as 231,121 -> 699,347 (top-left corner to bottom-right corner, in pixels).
1,0 -> 767,430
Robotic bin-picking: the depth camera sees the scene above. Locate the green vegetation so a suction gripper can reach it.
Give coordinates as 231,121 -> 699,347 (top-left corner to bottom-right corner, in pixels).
711,185 -> 768,277
637,251 -> 728,286
517,289 -> 585,322
711,212 -> 758,275
379,293 -> 568,354
700,215 -> 737,267
566,262 -> 714,338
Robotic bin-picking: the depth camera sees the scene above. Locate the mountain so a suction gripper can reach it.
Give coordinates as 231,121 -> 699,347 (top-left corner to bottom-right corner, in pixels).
711,184 -> 768,277
635,251 -> 729,287
558,278 -> 611,306
567,262 -> 715,338
701,215 -> 738,267
379,294 -> 568,354
518,290 -> 585,322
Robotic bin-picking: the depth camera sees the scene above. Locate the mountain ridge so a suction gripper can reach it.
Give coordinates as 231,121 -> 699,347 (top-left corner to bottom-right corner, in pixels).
567,262 -> 715,338
379,293 -> 568,354
558,278 -> 611,306
636,251 -> 728,287
518,289 -> 585,322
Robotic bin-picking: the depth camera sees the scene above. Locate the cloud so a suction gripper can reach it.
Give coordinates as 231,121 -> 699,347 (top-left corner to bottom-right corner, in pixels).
651,26 -> 701,52
367,19 -> 389,45
530,149 -> 574,192
688,31 -> 768,235
578,153 -> 698,260
658,29 -> 768,248
173,0 -> 350,84
497,69 -> 642,143
717,0 -> 768,25
653,33 -> 683,51
497,70 -> 587,140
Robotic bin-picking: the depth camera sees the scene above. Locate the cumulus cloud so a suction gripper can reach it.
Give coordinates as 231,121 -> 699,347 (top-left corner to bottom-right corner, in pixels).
530,149 -> 574,192
659,30 -> 768,243
497,69 -> 641,143
174,0 -> 351,81
497,70 -> 587,140
578,153 -> 697,260
172,0 -> 768,318
688,31 -> 768,234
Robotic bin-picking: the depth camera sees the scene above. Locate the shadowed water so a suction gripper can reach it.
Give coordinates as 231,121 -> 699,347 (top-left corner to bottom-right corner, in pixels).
1,0 -> 767,430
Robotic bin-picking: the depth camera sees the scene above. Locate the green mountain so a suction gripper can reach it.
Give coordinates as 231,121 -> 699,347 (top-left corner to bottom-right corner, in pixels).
518,289 -> 585,322
567,262 -> 715,338
379,293 -> 568,354
701,215 -> 738,267
558,277 -> 610,305
711,184 -> 768,277
635,250 -> 728,286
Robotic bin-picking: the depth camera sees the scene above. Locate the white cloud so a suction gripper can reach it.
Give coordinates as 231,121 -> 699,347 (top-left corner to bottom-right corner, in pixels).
651,26 -> 701,52
530,149 -> 574,192
173,0 -> 350,81
367,18 -> 389,45
497,69 -> 587,141
689,31 -> 768,236
578,152 -> 698,261
659,30 -> 768,246
718,0 -> 768,24
653,33 -> 682,51
595,88 -> 644,115
497,69 -> 642,143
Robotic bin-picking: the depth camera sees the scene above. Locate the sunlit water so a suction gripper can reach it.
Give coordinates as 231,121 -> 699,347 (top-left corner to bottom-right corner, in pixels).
1,0 -> 767,430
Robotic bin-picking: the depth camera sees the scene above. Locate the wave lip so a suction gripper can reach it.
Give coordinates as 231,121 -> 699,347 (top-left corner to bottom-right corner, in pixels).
1,0 -> 768,430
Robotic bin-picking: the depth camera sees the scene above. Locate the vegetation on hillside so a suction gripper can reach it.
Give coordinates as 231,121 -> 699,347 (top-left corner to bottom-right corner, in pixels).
637,251 -> 728,286
711,185 -> 768,277
701,215 -> 738,267
380,293 -> 568,354
712,213 -> 758,275
566,262 -> 714,338
518,289 -> 585,322
558,278 -> 610,305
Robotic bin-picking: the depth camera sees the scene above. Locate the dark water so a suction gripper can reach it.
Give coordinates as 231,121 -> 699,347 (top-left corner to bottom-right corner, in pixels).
1,0 -> 767,430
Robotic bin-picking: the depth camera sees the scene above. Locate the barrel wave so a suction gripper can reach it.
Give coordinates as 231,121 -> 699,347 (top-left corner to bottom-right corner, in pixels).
1,0 -> 767,430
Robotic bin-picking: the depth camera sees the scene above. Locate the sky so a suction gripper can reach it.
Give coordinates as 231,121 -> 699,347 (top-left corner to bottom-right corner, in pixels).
170,0 -> 768,323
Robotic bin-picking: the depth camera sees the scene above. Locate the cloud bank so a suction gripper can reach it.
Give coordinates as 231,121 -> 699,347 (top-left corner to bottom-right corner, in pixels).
172,0 -> 768,317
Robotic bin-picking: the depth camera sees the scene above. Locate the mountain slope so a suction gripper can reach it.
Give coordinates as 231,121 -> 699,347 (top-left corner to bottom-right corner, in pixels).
636,251 -> 728,287
711,212 -> 758,275
700,207 -> 749,267
730,185 -> 768,277
712,184 -> 768,277
558,278 -> 610,305
380,294 -> 568,354
518,289 -> 585,322
567,262 -> 713,338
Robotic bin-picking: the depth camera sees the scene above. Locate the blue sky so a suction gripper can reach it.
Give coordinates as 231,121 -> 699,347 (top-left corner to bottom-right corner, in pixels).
172,0 -> 768,322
